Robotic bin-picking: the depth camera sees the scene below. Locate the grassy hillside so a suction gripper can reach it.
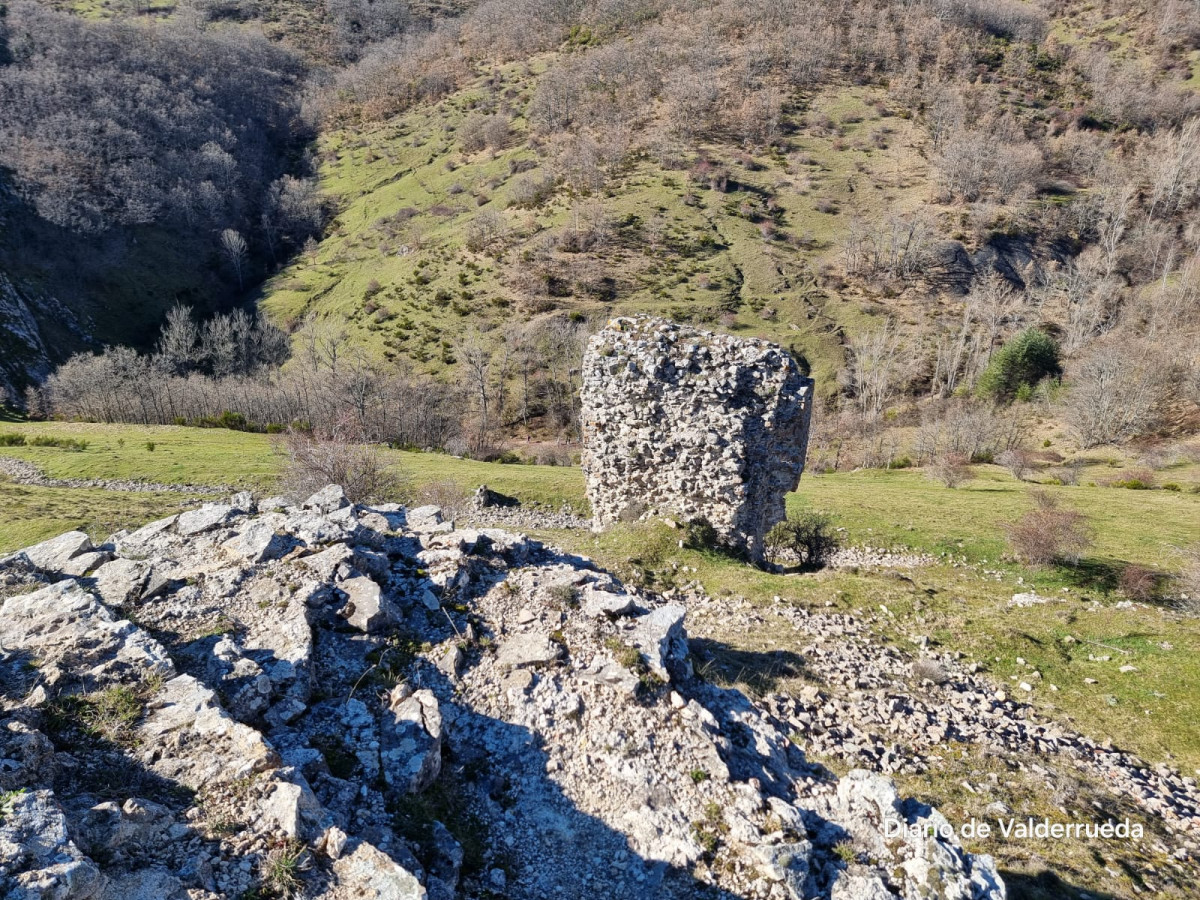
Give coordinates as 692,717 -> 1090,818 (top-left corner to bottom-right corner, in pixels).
260,66 -> 943,397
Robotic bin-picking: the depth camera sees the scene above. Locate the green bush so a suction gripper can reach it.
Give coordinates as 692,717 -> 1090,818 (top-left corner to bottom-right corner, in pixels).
765,511 -> 840,569
977,328 -> 1061,402
0,433 -> 27,446
683,517 -> 722,552
218,410 -> 249,431
28,436 -> 88,451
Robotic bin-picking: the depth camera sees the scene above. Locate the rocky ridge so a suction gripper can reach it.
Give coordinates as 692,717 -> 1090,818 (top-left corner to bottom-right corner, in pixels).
1,488 -> 1002,900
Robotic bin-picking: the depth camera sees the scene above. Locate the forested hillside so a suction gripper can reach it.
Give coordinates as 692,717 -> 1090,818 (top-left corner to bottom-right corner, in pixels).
7,0 -> 1200,466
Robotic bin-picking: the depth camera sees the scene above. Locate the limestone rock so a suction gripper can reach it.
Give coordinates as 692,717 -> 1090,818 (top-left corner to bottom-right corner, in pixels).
300,543 -> 355,581
625,603 -> 688,681
580,585 -> 638,618
175,504 -> 236,536
59,551 -> 113,578
338,575 -> 397,633
407,505 -> 443,528
113,515 -> 178,555
100,868 -> 187,900
222,519 -> 289,563
0,721 -> 56,790
496,632 -> 562,670
0,490 -> 1018,900
138,675 -> 279,789
87,558 -> 146,606
0,789 -> 105,900
381,687 -> 443,795
472,484 -> 517,509
330,841 -> 426,899
581,316 -> 813,559
755,841 -> 812,896
257,777 -> 323,839
0,580 -> 175,689
77,799 -> 173,854
303,484 -> 349,514
5,530 -> 92,573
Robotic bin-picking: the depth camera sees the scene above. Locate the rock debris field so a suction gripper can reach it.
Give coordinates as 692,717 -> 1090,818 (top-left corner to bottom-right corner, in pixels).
1,487 -> 1014,900
688,597 -> 1200,849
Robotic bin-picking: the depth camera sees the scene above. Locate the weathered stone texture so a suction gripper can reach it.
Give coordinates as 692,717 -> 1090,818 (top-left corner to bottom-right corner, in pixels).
581,316 -> 813,558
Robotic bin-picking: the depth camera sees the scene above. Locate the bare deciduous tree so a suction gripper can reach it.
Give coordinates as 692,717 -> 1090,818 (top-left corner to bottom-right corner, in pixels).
220,228 -> 249,289
1065,342 -> 1171,446
845,320 -> 904,419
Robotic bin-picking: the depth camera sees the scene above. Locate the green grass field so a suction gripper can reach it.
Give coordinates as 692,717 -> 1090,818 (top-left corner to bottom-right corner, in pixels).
0,483 -> 200,551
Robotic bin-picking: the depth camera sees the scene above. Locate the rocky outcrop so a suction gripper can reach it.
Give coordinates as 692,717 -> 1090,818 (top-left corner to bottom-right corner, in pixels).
0,488 -> 1002,900
581,316 -> 813,559
0,272 -> 52,405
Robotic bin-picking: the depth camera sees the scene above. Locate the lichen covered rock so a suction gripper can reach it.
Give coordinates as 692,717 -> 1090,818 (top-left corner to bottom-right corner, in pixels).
581,316 -> 813,559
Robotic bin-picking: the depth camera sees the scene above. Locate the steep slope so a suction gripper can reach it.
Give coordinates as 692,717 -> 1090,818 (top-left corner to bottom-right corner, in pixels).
256,0 -> 1200,444
261,66 -> 940,397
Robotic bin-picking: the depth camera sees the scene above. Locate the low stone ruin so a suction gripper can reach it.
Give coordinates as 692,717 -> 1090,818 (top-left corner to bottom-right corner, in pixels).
581,316 -> 813,559
0,488 -> 1003,900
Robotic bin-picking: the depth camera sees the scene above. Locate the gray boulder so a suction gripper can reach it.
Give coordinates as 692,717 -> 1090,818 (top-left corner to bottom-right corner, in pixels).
175,504 -> 236,536
303,484 -> 349,514
6,530 -> 92,574
331,841 -> 426,899
407,505 -> 443,528
222,519 -> 289,563
0,789 -> 105,900
626,604 -> 688,681
496,632 -> 562,670
381,687 -> 443,795
338,575 -> 398,633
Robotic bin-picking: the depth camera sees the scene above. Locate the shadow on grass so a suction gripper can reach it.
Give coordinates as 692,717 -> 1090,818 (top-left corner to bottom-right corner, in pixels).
1002,869 -> 1120,900
1057,558 -> 1122,595
689,637 -> 811,695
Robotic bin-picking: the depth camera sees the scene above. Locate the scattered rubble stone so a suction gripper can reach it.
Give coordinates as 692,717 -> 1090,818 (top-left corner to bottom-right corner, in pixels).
0,454 -> 226,495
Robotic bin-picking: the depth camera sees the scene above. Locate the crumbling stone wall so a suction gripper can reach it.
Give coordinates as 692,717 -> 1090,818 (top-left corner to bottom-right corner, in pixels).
581,316 -> 814,559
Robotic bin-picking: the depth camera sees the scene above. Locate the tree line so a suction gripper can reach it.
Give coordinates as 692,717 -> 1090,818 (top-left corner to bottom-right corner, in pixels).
28,307 -> 593,459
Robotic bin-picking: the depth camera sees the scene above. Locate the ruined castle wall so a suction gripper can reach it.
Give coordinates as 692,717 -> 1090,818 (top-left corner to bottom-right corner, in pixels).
581,316 -> 813,559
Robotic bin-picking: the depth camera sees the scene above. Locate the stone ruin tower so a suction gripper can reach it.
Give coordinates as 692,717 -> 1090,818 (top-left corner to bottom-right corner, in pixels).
581,315 -> 814,560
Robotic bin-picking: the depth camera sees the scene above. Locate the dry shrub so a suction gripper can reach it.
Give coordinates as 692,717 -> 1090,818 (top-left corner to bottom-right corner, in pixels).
911,658 -> 949,685
927,453 -> 972,488
1178,547 -> 1200,616
996,448 -> 1033,481
278,423 -> 407,504
414,479 -> 466,508
1006,491 -> 1093,566
1106,468 -> 1156,490
1119,564 -> 1160,603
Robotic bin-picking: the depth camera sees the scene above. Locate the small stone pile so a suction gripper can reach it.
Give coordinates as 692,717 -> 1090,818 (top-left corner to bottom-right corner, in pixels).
0,488 -> 1001,900
581,317 -> 813,559
0,455 -> 226,495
